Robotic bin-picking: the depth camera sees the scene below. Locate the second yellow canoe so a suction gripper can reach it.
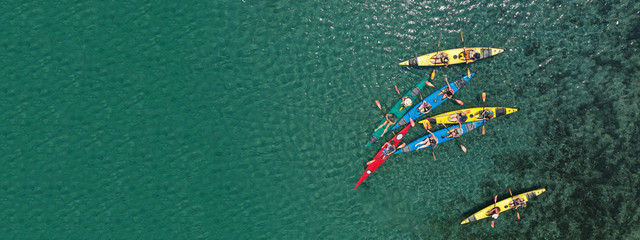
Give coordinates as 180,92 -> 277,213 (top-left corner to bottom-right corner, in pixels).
399,47 -> 504,67
418,107 -> 518,125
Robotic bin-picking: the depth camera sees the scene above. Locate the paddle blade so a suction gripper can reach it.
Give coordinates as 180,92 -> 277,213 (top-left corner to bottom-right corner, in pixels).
467,68 -> 471,78
509,188 -> 513,196
455,99 -> 464,105
460,31 -> 465,43
430,69 -> 436,80
395,85 -> 400,95
425,80 -> 435,87
517,212 -> 521,220
422,121 -> 431,131
460,145 -> 467,153
375,100 -> 382,110
482,125 -> 485,135
410,118 -> 415,127
491,221 -> 495,228
432,151 -> 436,161
398,143 -> 406,149
494,195 -> 498,203
482,92 -> 486,102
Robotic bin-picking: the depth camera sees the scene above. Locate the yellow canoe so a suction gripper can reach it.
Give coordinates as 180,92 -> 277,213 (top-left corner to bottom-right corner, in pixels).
418,107 -> 518,125
399,47 -> 504,67
460,188 -> 546,225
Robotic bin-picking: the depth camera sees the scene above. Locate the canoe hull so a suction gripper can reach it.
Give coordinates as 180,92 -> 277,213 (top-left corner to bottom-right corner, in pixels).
399,47 -> 504,67
366,77 -> 427,148
395,121 -> 484,154
460,188 -> 547,225
356,125 -> 411,189
419,107 -> 519,125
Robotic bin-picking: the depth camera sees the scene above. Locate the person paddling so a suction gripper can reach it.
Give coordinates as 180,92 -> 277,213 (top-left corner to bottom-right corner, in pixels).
367,142 -> 404,165
475,109 -> 494,120
508,197 -> 527,209
373,114 -> 397,137
417,101 -> 432,115
486,207 -> 500,219
415,130 -> 438,150
445,127 -> 463,138
438,84 -> 454,101
447,110 -> 470,123
438,76 -> 461,103
462,49 -> 481,62
399,96 -> 413,110
430,52 -> 449,64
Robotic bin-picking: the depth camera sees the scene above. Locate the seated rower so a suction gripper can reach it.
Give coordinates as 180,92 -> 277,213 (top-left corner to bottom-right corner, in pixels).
374,114 -> 397,137
430,52 -> 450,64
438,87 -> 454,101
367,143 -> 398,165
415,130 -> 438,150
418,101 -> 432,115
447,111 -> 470,123
508,197 -> 527,209
460,50 -> 481,62
400,96 -> 413,110
381,143 -> 397,156
445,127 -> 463,138
474,109 -> 494,120
486,207 -> 501,219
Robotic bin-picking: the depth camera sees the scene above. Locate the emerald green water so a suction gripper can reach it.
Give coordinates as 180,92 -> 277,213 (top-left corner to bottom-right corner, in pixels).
1,0 -> 639,239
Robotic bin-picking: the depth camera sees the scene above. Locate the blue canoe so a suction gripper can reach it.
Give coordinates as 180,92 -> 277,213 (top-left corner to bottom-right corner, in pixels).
394,121 -> 484,154
391,72 -> 476,130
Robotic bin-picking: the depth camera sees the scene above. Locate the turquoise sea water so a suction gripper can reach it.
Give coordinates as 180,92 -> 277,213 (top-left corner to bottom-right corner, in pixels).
1,0 -> 639,239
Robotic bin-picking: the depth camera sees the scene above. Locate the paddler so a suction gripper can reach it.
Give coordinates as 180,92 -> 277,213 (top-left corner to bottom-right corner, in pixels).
438,86 -> 454,101
418,101 -> 432,114
373,114 -> 397,137
486,207 -> 501,219
381,143 -> 397,156
366,143 -> 398,165
430,52 -> 449,64
475,109 -> 494,120
447,110 -> 470,123
445,127 -> 463,138
400,96 -> 413,110
462,49 -> 481,62
415,130 -> 438,150
508,197 -> 527,209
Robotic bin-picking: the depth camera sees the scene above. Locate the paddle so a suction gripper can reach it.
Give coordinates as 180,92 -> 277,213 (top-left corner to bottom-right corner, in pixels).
491,195 -> 498,228
455,138 -> 467,153
422,120 -> 431,130
410,118 -> 416,127
395,85 -> 401,95
425,80 -> 435,88
454,130 -> 467,152
509,188 -> 522,220
460,31 -> 471,78
375,100 -> 382,110
443,77 -> 464,105
482,92 -> 486,134
430,37 -> 441,79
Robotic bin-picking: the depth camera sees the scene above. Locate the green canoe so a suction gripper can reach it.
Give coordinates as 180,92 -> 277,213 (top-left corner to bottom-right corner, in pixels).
365,77 -> 427,148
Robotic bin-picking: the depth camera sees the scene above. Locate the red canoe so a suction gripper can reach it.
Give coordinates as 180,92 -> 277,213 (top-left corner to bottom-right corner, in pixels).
354,125 -> 411,189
